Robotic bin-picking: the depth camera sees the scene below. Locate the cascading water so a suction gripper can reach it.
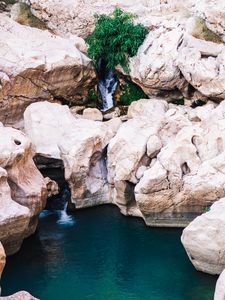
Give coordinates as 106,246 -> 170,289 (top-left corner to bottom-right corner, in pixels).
98,58 -> 118,112
57,202 -> 75,226
40,185 -> 75,227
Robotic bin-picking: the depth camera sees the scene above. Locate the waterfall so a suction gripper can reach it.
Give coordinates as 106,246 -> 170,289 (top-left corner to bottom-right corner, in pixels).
40,185 -> 75,227
57,202 -> 75,226
98,58 -> 118,112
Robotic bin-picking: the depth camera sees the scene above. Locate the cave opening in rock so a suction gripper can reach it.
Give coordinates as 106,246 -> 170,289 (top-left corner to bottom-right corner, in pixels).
33,155 -> 70,211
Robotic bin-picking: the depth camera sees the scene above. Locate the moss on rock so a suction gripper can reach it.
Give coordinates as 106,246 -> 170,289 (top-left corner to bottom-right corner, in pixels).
191,17 -> 223,44
11,3 -> 48,30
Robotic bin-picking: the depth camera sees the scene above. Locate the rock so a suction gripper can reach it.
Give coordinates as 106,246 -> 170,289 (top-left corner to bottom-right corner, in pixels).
127,98 -> 168,119
0,1 -> 6,12
214,269 -> 225,300
178,34 -> 225,101
0,124 -> 47,255
0,15 -> 95,127
0,243 -> 5,278
192,0 -> 225,42
82,108 -> 103,122
0,291 -> 39,300
25,0 -> 193,38
70,106 -> 85,116
107,98 -> 225,226
44,177 -> 59,198
10,2 -> 48,29
24,101 -> 121,208
0,167 -> 30,255
181,198 -> 225,275
103,107 -> 120,121
0,242 -> 6,295
129,28 -> 186,99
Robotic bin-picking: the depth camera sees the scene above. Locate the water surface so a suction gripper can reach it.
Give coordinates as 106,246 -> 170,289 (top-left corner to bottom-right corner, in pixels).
2,205 -> 217,300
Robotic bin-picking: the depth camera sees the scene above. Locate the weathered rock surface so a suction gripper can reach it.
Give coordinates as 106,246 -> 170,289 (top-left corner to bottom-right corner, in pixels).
181,198 -> 225,275
0,124 -> 47,255
192,0 -> 225,42
0,243 -> 5,279
107,98 -> 225,226
0,291 -> 39,300
0,242 -> 6,295
178,35 -> 225,101
0,15 -> 95,127
214,269 -> 225,300
82,108 -> 103,122
23,0 -> 225,103
129,28 -> 185,99
24,101 -> 121,208
22,0 -> 188,38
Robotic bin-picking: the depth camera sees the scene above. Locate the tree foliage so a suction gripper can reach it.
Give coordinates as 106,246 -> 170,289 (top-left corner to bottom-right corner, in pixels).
86,8 -> 148,72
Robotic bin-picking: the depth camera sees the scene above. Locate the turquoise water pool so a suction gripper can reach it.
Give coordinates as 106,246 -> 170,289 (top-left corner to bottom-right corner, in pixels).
1,205 -> 217,300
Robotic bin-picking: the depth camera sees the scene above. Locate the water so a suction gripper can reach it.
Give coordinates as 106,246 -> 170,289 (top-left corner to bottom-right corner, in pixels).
98,58 -> 118,111
1,205 -> 217,300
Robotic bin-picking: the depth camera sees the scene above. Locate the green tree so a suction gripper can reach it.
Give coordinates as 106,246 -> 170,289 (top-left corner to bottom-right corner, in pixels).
86,8 -> 148,72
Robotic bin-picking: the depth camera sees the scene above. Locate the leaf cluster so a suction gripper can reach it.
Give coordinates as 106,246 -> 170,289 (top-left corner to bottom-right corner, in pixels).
120,81 -> 148,105
86,8 -> 148,72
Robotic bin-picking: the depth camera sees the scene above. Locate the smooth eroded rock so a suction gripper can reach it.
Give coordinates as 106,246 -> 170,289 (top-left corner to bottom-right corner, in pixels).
24,101 -> 121,208
0,15 -> 95,127
182,198 -> 225,275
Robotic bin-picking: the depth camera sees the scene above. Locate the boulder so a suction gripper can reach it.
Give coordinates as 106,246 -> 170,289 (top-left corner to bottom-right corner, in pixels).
214,269 -> 225,300
0,243 -> 5,278
24,101 -> 121,208
0,124 -> 47,255
82,108 -> 103,122
192,0 -> 225,42
178,35 -> 225,101
0,15 -> 95,127
129,28 -> 186,99
108,99 -> 225,226
0,167 -> 30,255
0,242 -> 6,295
0,291 -> 39,300
181,198 -> 225,275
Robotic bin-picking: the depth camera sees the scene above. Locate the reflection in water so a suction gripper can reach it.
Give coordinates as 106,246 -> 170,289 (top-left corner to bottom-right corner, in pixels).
2,206 -> 217,300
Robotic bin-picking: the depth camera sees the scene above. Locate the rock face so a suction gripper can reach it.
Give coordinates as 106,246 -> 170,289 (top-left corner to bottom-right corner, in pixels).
129,28 -> 185,99
0,124 -> 47,255
182,199 -> 225,275
24,0 -> 225,103
107,98 -> 225,226
24,101 -> 121,208
214,269 -> 225,300
0,242 -> 6,295
192,0 -> 225,42
23,0 -> 184,38
0,15 -> 95,127
0,291 -> 39,300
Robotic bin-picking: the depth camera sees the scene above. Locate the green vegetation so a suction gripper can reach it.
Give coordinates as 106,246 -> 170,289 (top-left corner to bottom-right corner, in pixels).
88,88 -> 98,102
120,81 -> 148,105
86,8 -> 148,72
173,99 -> 185,105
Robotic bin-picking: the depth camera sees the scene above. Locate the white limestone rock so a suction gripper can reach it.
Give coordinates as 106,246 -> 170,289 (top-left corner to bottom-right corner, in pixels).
182,198 -> 225,275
